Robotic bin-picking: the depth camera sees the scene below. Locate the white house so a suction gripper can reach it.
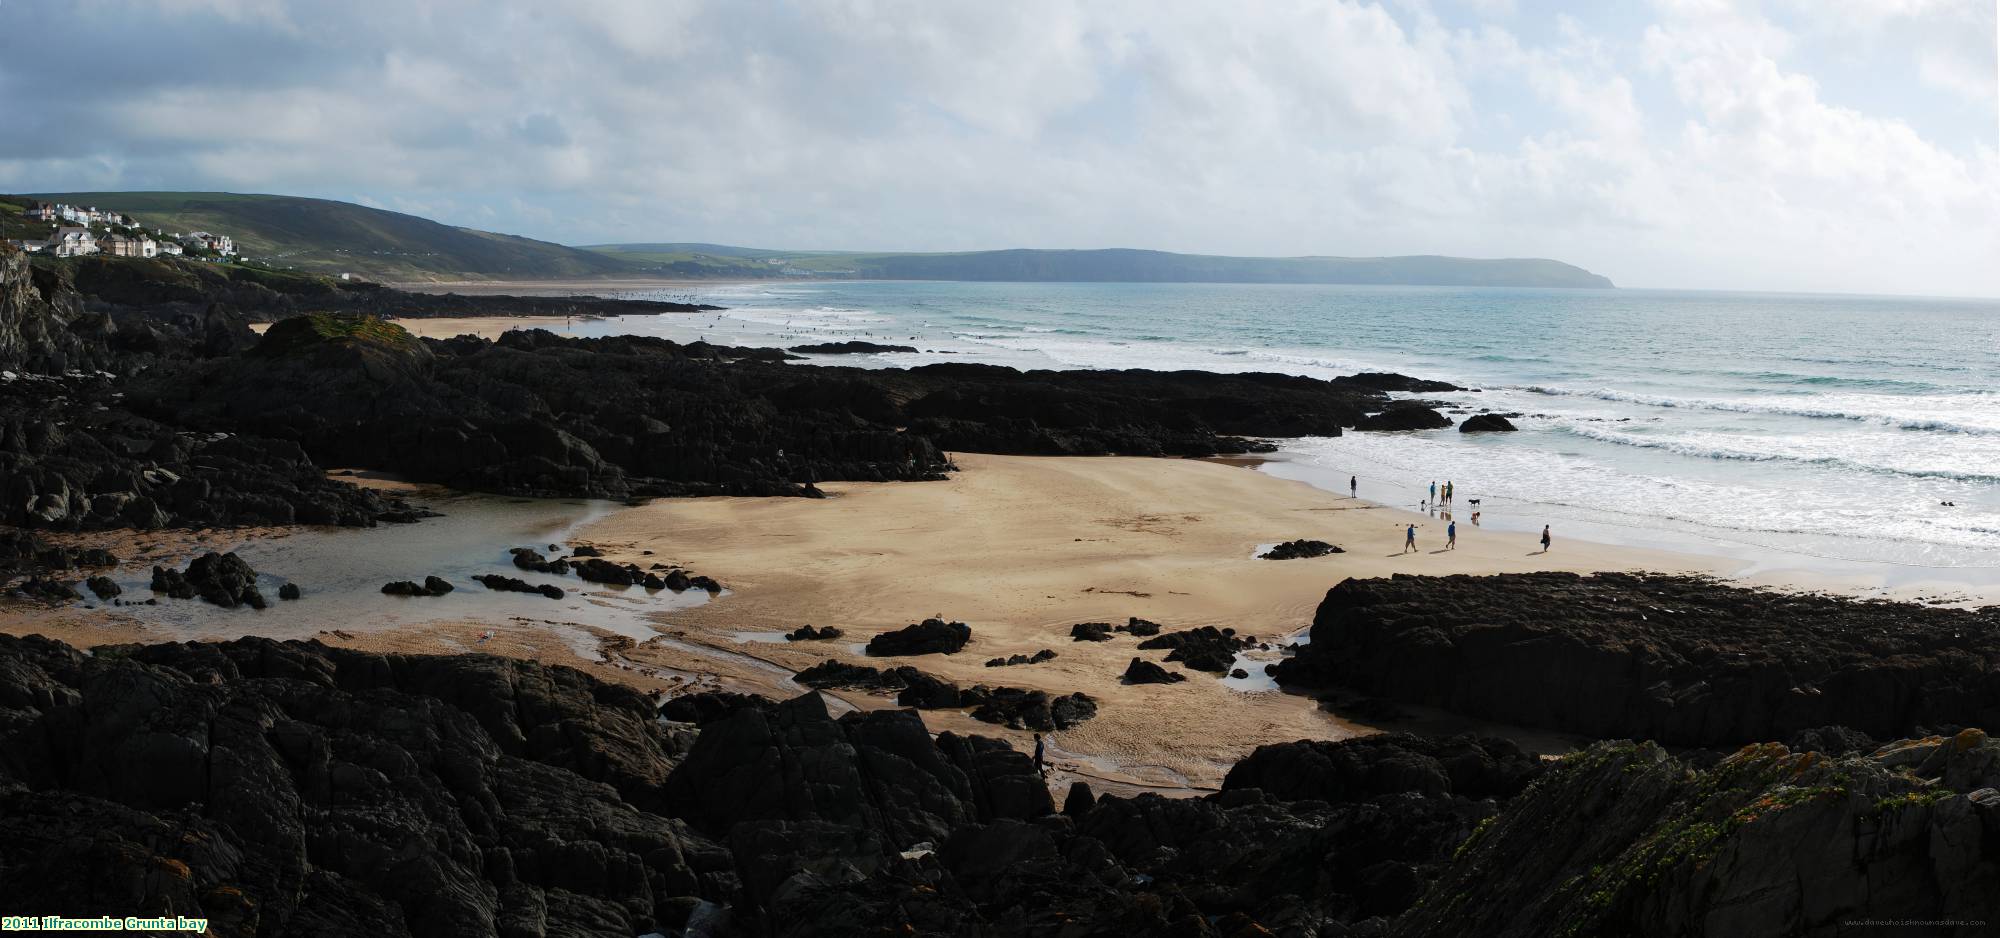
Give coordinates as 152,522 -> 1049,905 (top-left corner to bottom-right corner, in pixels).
50,227 -> 97,257
23,203 -> 60,223
156,239 -> 183,256
5,239 -> 49,253
181,231 -> 235,256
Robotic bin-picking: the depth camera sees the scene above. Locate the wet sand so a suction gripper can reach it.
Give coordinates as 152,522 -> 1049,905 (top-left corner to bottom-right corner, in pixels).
576,452 -> 1724,790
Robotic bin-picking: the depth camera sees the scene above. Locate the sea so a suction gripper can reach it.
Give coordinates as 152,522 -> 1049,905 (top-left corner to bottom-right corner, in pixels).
544,280 -> 2000,587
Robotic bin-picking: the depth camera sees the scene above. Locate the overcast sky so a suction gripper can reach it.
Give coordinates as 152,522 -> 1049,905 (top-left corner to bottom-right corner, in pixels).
2,0 -> 1996,295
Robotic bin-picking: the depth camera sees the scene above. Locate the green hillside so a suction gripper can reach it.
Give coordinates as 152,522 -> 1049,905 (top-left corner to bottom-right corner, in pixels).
26,191 -> 635,282
587,244 -> 1616,288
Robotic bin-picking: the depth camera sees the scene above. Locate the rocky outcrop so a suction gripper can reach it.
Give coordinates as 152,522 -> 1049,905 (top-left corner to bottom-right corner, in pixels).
794,661 -> 1096,732
150,551 -> 265,609
1072,618 -> 1163,642
0,635 -> 728,937
1260,538 -> 1343,559
1274,572 -> 2000,747
1331,373 -> 1464,393
1355,403 -> 1454,431
1136,625 -> 1255,673
1399,734 -> 2000,937
1458,413 -> 1518,432
787,341 -> 916,354
864,618 -> 971,656
985,649 -> 1057,667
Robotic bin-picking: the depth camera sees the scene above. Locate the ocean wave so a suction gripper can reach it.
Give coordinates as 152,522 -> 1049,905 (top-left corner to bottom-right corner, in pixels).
1518,386 -> 2000,436
1553,423 -> 2000,484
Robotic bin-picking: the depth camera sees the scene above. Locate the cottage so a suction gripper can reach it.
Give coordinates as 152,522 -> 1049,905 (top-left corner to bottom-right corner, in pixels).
23,203 -> 60,223
156,239 -> 183,257
5,239 -> 49,253
50,227 -> 97,257
181,231 -> 237,256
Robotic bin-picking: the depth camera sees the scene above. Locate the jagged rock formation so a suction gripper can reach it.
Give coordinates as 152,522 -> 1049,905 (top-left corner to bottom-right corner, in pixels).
1136,625 -> 1256,673
1399,734 -> 2000,937
1274,572 -> 2000,746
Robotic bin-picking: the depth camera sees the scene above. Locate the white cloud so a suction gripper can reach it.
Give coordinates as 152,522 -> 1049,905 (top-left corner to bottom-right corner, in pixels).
1,0 -> 1996,295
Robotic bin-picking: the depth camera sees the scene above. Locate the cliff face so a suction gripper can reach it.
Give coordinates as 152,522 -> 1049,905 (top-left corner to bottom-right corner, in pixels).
0,243 -> 107,374
1398,734 -> 2000,938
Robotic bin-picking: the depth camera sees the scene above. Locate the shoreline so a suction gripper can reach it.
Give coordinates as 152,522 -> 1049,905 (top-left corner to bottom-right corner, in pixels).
1,450 -> 1992,792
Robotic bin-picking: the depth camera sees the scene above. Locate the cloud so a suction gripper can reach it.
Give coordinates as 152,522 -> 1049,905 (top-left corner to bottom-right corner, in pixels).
0,0 -> 1995,295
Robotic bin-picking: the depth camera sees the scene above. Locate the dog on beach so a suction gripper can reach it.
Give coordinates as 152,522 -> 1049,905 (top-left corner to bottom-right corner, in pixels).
1467,498 -> 1481,508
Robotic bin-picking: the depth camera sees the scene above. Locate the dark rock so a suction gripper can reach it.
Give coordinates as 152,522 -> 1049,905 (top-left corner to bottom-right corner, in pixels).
788,341 -> 918,354
785,624 -> 844,641
573,557 -> 640,586
1230,668 -> 1249,679
1259,538 -> 1343,560
985,649 -> 1057,667
277,582 -> 302,600
1223,733 -> 1543,803
473,574 -> 564,600
1459,413 -> 1518,432
1354,403 -> 1453,431
1331,373 -> 1463,393
1400,735 -> 2000,936
0,633 -> 728,936
1137,625 -> 1253,674
382,576 -> 453,597
865,618 -> 971,656
1274,572 -> 2000,747
1062,781 -> 1096,817
509,547 -> 570,575
659,691 -> 775,725
151,551 -> 263,608
84,575 -> 120,599
1070,622 -> 1113,642
569,545 -> 603,557
14,576 -> 81,602
1123,657 -> 1186,685
1116,617 -> 1162,637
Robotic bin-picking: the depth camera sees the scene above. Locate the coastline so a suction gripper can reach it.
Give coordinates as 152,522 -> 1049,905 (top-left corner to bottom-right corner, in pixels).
572,451 -> 1723,789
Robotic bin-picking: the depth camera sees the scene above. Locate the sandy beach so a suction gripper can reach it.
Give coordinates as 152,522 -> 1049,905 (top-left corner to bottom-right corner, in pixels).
570,452 -> 1725,790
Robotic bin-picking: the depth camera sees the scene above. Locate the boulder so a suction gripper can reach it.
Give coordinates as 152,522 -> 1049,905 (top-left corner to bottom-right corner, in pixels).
1354,404 -> 1453,431
1123,658 -> 1185,685
1459,413 -> 1518,432
865,618 -> 971,656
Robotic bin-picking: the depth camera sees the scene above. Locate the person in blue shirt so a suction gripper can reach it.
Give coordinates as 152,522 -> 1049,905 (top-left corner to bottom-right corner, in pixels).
1403,524 -> 1417,553
1446,520 -> 1457,550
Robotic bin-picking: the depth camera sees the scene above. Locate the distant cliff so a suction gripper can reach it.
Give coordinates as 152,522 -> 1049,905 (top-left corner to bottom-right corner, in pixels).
588,244 -> 1617,288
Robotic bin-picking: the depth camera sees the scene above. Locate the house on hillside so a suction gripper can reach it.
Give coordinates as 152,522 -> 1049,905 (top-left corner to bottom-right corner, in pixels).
23,203 -> 59,223
99,232 -> 159,258
50,227 -> 97,257
181,231 -> 236,256
156,239 -> 183,256
5,239 -> 49,253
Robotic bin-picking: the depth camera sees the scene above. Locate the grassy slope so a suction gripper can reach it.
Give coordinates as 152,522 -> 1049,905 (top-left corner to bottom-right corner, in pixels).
26,192 -> 636,282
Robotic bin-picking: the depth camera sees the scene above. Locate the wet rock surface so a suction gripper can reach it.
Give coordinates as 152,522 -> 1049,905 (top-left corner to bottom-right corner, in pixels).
795,661 -> 1097,732
1354,402 -> 1454,431
985,649 -> 1057,667
1275,572 -> 2000,746
380,575 -> 453,597
472,573 -> 565,600
1259,538 -> 1343,560
785,624 -> 843,641
1458,412 -> 1518,432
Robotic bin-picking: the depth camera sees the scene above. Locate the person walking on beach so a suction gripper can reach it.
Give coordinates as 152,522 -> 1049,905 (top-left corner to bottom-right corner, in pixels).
1350,475 -> 1357,498
1033,733 -> 1046,776
1540,525 -> 1552,553
1430,481 -> 1437,504
1404,524 -> 1417,553
1446,520 -> 1456,550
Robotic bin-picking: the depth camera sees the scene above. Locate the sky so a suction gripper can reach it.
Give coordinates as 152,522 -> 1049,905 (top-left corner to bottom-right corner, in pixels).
1,0 -> 1996,295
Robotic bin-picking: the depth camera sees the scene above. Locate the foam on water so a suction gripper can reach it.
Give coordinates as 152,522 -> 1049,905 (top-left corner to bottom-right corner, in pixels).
593,280 -> 2000,575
